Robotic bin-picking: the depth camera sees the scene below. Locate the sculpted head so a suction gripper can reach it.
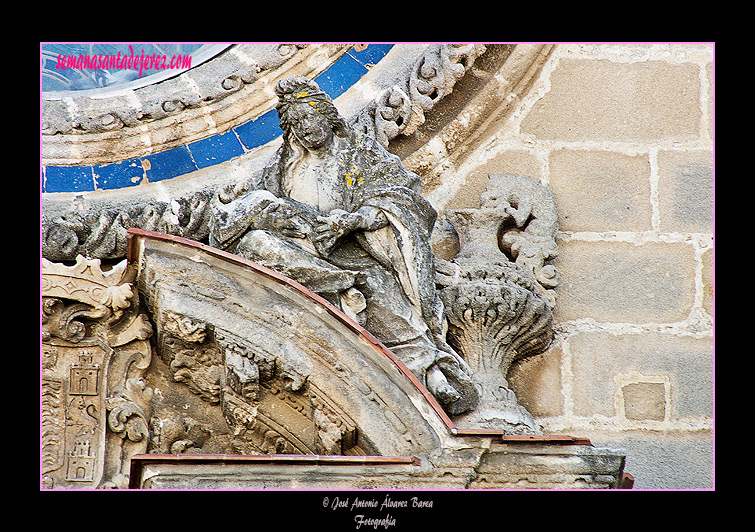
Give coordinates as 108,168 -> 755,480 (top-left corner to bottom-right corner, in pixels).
275,77 -> 349,150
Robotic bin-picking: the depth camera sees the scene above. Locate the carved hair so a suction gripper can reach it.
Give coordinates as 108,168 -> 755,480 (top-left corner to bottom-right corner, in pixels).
274,77 -> 349,139
273,77 -> 352,197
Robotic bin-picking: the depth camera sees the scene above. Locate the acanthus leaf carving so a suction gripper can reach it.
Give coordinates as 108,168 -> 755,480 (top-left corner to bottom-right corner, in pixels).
351,44 -> 487,147
106,378 -> 152,442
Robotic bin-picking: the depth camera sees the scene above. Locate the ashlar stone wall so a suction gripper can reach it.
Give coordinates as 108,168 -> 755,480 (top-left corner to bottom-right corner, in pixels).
420,43 -> 714,489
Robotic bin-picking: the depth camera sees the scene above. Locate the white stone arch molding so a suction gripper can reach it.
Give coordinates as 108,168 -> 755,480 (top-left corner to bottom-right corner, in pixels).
41,43 -> 552,262
42,44 -> 353,165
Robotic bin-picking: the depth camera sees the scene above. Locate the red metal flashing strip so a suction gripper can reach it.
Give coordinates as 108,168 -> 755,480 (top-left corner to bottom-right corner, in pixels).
127,228 -> 456,429
131,453 -> 421,465
453,430 -> 592,445
126,229 -> 592,447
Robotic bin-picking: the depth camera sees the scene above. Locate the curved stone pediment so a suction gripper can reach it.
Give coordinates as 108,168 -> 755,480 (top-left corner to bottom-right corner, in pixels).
41,228 -> 628,489
128,228 -> 455,457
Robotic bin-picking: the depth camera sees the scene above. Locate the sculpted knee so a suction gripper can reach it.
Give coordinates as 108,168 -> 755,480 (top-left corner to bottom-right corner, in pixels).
236,230 -> 274,259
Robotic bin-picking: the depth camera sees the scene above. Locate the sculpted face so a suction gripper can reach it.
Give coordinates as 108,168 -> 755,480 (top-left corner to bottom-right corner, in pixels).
288,103 -> 334,151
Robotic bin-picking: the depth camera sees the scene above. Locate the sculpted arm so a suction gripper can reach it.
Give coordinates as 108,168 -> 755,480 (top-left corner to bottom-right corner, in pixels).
312,206 -> 388,256
351,206 -> 389,231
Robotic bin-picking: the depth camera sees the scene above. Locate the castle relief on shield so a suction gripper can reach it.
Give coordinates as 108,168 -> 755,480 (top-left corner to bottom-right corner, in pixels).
41,256 -> 153,489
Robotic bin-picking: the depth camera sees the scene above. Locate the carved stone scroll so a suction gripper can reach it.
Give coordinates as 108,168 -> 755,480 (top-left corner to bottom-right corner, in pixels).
42,256 -> 153,489
351,44 -> 487,147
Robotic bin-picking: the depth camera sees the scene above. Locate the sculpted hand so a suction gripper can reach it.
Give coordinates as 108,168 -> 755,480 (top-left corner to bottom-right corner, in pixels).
312,209 -> 361,256
218,180 -> 251,204
256,200 -> 309,239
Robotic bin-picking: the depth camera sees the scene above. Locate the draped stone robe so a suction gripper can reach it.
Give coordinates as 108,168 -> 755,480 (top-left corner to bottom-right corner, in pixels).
209,129 -> 477,413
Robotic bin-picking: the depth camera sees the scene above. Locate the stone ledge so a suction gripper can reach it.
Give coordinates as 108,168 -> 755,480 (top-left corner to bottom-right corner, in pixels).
128,442 -> 628,489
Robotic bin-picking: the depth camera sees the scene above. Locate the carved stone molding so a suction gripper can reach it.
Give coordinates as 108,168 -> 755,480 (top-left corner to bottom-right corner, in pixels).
131,230 -> 452,458
128,442 -> 628,489
42,44 -> 346,166
41,256 -> 153,489
148,310 -> 361,456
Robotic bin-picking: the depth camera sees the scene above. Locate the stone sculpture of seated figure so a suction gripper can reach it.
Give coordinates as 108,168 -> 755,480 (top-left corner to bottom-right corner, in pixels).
209,77 -> 478,415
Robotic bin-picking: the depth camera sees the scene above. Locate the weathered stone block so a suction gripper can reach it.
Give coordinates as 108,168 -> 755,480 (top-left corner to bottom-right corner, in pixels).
471,442 -> 626,489
508,343 -> 564,417
553,240 -> 696,323
520,59 -> 701,142
622,382 -> 666,421
446,150 -> 543,209
569,332 -> 713,419
549,149 -> 652,232
701,247 -> 713,317
657,149 -> 714,233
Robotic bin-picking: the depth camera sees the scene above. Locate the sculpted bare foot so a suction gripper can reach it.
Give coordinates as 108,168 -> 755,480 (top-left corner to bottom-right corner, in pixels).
426,365 -> 461,405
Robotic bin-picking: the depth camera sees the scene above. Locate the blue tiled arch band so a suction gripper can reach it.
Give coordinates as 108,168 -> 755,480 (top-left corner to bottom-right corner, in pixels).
42,45 -> 394,194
